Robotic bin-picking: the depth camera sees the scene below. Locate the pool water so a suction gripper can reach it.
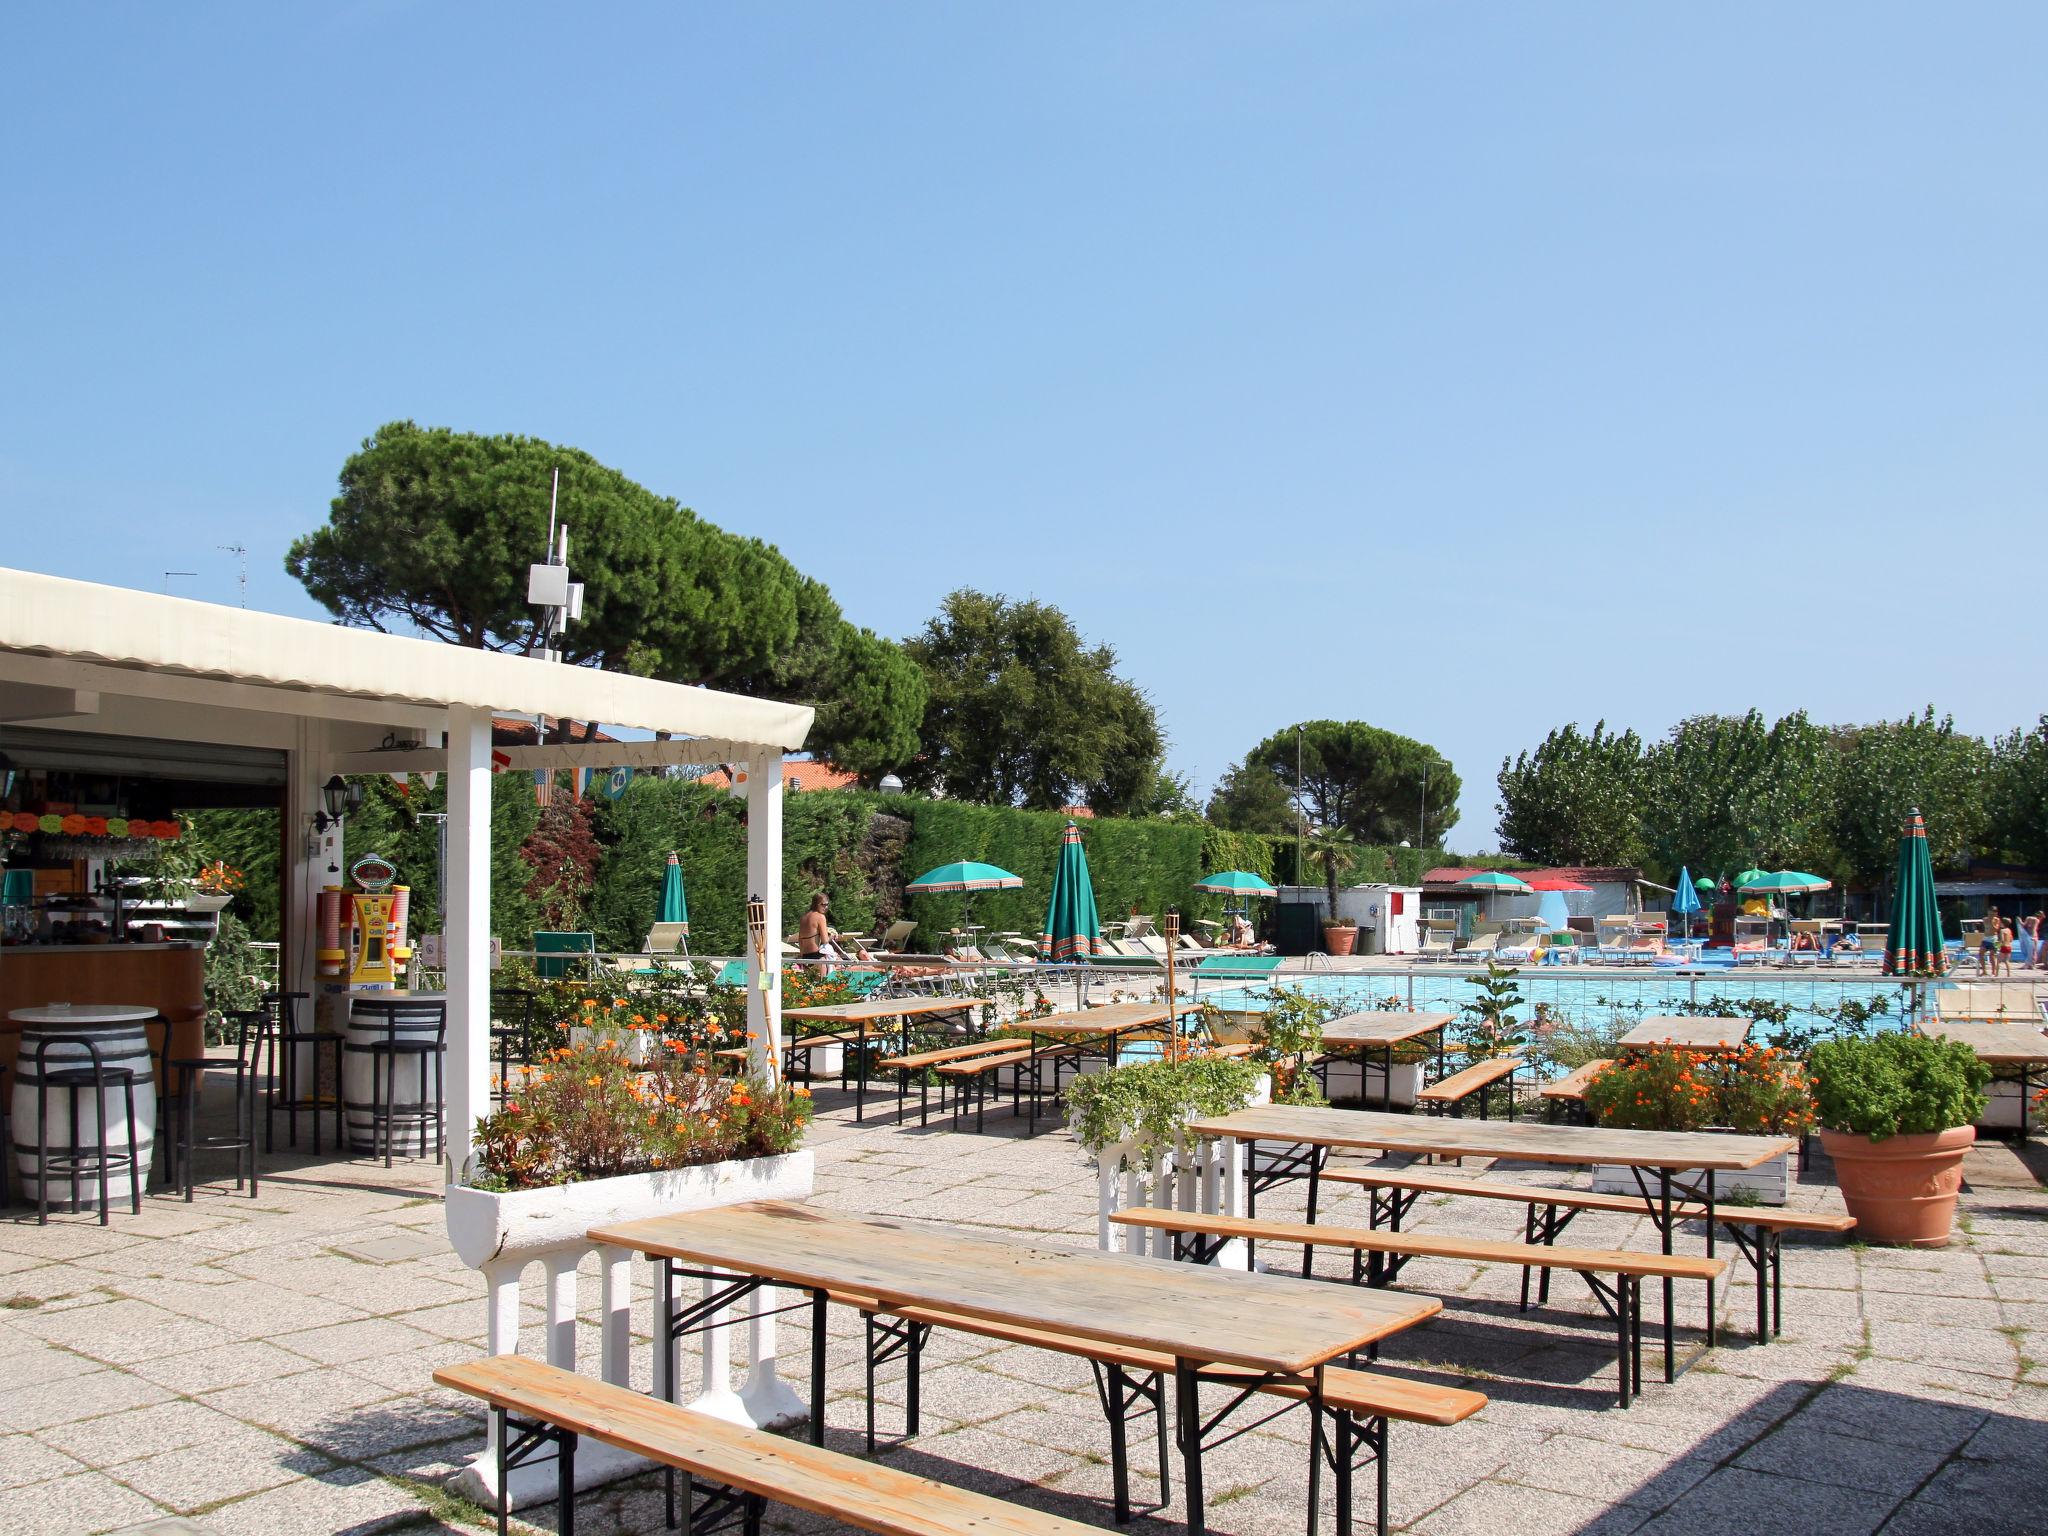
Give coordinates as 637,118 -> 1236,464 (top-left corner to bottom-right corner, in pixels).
1195,970 -> 1924,1042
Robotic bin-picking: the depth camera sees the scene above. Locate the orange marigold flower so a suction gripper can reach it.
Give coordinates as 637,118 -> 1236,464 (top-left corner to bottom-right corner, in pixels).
586,1075 -> 603,1087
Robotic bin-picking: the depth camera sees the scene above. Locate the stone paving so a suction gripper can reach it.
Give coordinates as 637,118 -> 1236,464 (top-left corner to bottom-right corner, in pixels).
3,1080 -> 2046,1535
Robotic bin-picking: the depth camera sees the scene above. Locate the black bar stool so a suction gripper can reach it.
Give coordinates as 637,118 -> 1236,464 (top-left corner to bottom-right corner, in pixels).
167,1009 -> 261,1202
32,1034 -> 142,1226
261,991 -> 341,1154
355,999 -> 447,1167
490,987 -> 536,1105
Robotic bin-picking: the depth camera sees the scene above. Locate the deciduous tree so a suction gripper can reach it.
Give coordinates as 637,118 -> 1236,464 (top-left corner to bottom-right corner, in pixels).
1832,709 -> 1990,881
1640,711 -> 1840,880
900,590 -> 1163,811
1496,722 -> 1646,867
1207,759 -> 1296,835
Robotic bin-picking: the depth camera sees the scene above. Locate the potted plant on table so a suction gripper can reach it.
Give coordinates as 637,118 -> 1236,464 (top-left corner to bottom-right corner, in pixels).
1806,1032 -> 1988,1248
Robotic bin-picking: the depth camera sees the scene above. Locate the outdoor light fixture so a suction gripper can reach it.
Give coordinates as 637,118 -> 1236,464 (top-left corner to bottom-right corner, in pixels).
314,774 -> 364,833
878,773 -> 905,794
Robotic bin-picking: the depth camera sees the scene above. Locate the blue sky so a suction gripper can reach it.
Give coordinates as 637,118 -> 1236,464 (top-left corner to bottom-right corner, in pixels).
4,6 -> 2042,846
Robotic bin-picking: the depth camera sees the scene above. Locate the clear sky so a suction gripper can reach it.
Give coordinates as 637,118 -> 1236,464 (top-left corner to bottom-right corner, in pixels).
5,6 -> 2042,846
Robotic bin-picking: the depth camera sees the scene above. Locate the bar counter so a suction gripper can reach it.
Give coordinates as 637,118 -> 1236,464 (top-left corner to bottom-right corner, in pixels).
0,942 -> 207,1075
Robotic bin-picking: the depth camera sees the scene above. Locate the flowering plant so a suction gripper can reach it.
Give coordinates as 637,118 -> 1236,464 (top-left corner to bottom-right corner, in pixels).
470,1037 -> 812,1191
1582,1044 -> 1815,1136
194,860 -> 245,895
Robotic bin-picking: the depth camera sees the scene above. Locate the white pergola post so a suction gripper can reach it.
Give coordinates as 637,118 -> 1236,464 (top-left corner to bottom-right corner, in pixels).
743,746 -> 783,1085
444,703 -> 493,1183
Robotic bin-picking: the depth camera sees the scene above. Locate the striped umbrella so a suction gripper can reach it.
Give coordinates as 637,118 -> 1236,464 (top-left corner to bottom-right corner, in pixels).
1042,822 -> 1101,962
1884,809 -> 1947,976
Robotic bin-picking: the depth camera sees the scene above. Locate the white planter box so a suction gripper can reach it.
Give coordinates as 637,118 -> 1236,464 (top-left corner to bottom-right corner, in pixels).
1589,1149 -> 1790,1207
1322,1060 -> 1423,1108
1980,1080 -> 2037,1132
445,1149 -> 814,1512
446,1149 -> 813,1269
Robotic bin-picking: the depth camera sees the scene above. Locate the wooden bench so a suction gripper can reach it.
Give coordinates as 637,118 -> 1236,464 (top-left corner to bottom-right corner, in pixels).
875,1038 -> 1017,1126
1322,1167 -> 1853,1341
435,1354 -> 1107,1536
1111,1206 -> 1726,1408
826,1290 -> 1483,1535
1538,1059 -> 1611,1123
1414,1055 -> 1522,1121
936,1047 -> 1036,1132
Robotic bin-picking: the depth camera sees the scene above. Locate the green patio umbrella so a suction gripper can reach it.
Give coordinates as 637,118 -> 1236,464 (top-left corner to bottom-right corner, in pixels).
1458,869 -> 1533,923
658,852 -> 689,926
1195,869 -> 1278,943
1744,871 -> 1832,895
906,859 -> 1024,936
1734,868 -> 1769,889
1042,822 -> 1101,962
1195,869 -> 1279,897
1884,809 -> 1947,976
1694,876 -> 1717,893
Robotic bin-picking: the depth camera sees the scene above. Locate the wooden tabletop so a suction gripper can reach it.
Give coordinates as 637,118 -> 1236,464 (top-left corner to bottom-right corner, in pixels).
590,1200 -> 1434,1375
1025,1001 -> 1174,1036
1187,1104 -> 1794,1171
783,996 -> 990,1024
1922,1020 -> 2048,1065
1619,1016 -> 1751,1052
1319,1012 -> 1455,1048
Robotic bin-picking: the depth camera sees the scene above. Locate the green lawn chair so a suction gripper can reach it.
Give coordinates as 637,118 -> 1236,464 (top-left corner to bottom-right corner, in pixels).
533,930 -> 597,980
1191,954 -> 1284,982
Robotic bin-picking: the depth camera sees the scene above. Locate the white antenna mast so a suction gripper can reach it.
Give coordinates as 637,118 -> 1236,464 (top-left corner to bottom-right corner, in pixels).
219,544 -> 248,607
526,467 -> 583,663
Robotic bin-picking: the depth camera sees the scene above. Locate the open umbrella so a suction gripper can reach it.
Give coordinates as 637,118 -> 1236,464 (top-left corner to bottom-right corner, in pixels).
1522,875 -> 1591,892
1458,869 -> 1533,924
1733,868 -> 1769,890
1672,866 -> 1701,937
907,859 -> 1024,937
1042,823 -> 1101,962
1884,808 -> 1946,975
1195,869 -> 1278,897
1745,871 -> 1831,895
1195,869 -> 1277,944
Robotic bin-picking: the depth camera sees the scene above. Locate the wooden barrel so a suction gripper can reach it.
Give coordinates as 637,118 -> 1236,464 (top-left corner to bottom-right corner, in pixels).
343,999 -> 446,1156
11,1023 -> 156,1209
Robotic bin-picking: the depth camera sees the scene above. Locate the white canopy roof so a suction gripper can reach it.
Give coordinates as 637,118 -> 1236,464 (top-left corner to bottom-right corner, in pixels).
0,567 -> 814,750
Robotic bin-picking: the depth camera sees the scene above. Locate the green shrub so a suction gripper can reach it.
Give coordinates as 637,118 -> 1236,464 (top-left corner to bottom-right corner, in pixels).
1067,1055 -> 1264,1168
1806,1032 -> 1989,1141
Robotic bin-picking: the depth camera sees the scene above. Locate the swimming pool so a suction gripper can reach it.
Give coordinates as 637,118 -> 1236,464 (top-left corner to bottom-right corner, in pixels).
1195,969 -> 1927,1042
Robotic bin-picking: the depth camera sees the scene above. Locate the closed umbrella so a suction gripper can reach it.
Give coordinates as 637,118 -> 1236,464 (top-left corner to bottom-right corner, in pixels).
658,852 -> 689,926
1043,823 -> 1101,962
1884,809 -> 1947,976
906,860 -> 1024,936
1672,866 -> 1701,938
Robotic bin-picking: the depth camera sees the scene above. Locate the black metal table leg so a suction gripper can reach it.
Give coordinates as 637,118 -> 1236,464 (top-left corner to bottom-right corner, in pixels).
1175,1361 -> 1205,1536
1704,1171 -> 1717,1349
810,1288 -> 828,1445
1658,1171 -> 1675,1383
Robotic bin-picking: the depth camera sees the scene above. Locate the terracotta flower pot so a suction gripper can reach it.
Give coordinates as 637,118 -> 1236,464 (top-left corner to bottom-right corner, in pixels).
1323,924 -> 1358,957
1817,1125 -> 1975,1248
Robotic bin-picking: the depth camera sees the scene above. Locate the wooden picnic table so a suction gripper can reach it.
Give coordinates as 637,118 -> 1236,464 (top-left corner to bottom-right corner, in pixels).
1187,1104 -> 1794,1384
1020,1002 -> 1190,1133
1922,1020 -> 2048,1139
592,1199 -> 1437,1536
1618,1016 -> 1751,1053
1314,1012 -> 1455,1112
782,996 -> 990,1122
